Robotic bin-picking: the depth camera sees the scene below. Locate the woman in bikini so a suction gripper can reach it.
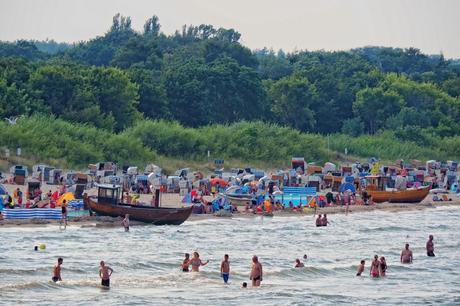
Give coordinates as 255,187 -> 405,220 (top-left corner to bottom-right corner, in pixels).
370,255 -> 380,278
379,256 -> 387,277
188,252 -> 209,272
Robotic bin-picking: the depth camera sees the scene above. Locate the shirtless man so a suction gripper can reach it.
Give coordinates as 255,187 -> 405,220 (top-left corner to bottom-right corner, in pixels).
250,255 -> 263,287
181,253 -> 190,272
52,257 -> 63,282
400,243 -> 413,264
99,261 -> 114,287
426,235 -> 435,257
370,255 -> 380,278
122,214 -> 130,232
188,252 -> 209,272
220,254 -> 230,284
356,260 -> 365,276
294,259 -> 304,268
316,214 -> 322,227
321,214 -> 329,226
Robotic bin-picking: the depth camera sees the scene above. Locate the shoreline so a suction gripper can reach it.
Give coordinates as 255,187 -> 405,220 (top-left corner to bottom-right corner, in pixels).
1,200 -> 458,228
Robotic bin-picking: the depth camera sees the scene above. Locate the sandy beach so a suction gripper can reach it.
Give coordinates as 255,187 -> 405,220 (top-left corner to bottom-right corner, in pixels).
1,179 -> 459,228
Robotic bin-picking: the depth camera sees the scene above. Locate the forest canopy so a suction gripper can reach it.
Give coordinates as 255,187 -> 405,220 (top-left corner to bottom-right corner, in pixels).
0,14 -> 459,167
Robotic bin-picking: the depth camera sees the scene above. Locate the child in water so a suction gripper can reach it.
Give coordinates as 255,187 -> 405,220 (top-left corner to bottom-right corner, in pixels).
220,254 -> 230,284
356,260 -> 365,276
181,253 -> 190,272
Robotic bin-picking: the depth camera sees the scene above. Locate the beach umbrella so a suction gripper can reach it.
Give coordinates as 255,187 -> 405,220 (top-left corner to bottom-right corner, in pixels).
210,178 -> 228,187
57,192 -> 75,206
339,182 -> 356,193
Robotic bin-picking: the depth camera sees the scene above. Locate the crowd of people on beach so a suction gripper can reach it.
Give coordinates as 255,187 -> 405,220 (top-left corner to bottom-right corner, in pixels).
0,185 -> 68,210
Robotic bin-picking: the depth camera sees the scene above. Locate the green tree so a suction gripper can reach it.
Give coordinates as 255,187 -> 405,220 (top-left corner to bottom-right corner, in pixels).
268,74 -> 318,131
353,87 -> 404,134
88,67 -> 140,131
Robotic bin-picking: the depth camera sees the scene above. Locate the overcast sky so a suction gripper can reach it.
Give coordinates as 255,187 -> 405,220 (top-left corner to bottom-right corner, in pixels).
1,0 -> 459,58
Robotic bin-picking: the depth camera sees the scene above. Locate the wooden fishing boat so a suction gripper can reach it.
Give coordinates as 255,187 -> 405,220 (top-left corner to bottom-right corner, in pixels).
366,185 -> 430,203
86,184 -> 192,225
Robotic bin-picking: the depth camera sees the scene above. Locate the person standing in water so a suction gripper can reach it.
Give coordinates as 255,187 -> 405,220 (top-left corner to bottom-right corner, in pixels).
379,257 -> 387,276
189,252 -> 209,272
321,214 -> 329,226
294,259 -> 305,268
400,243 -> 413,263
122,214 -> 130,232
426,235 -> 435,257
182,253 -> 190,272
220,254 -> 230,284
250,255 -> 263,287
316,214 -> 322,227
370,255 -> 380,278
356,260 -> 365,276
99,261 -> 114,288
52,257 -> 63,282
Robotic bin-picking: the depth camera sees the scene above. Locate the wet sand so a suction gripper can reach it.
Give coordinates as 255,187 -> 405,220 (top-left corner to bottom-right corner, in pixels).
1,181 -> 459,228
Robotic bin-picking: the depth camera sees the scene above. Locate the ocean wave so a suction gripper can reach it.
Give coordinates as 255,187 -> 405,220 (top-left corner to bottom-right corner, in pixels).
0,267 -> 48,275
359,226 -> 416,232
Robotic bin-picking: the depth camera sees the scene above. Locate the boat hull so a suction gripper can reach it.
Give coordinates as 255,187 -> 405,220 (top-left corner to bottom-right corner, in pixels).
88,197 -> 192,225
225,195 -> 253,206
367,186 -> 430,203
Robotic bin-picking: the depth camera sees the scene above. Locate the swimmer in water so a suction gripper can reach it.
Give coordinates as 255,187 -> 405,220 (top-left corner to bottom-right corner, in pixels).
182,253 -> 190,272
294,259 -> 305,268
188,252 -> 209,272
303,254 -> 308,260
250,255 -> 263,287
242,282 -> 248,288
379,257 -> 387,277
356,260 -> 365,276
400,243 -> 413,264
221,254 -> 230,284
426,235 -> 435,257
52,257 -> 63,282
370,255 -> 380,278
99,261 -> 114,288
316,214 -> 322,227
321,214 -> 329,226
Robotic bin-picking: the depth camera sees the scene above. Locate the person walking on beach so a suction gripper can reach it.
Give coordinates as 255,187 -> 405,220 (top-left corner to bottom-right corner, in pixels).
182,253 -> 190,272
370,255 -> 380,278
189,252 -> 209,272
401,243 -> 413,264
316,214 -> 322,227
250,255 -> 263,287
356,260 -> 365,276
379,257 -> 387,276
122,214 -> 130,232
61,200 -> 68,228
426,235 -> 435,257
99,261 -> 114,288
221,254 -> 230,284
52,257 -> 63,282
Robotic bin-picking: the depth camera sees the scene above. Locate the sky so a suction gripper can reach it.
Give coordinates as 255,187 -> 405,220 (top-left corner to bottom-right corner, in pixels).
0,0 -> 459,58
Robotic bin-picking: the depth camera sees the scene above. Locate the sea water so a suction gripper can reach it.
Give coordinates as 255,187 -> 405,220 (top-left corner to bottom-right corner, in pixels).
1,206 -> 460,305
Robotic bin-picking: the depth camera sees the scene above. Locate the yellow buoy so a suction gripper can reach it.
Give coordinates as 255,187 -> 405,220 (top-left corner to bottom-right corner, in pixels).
39,243 -> 46,250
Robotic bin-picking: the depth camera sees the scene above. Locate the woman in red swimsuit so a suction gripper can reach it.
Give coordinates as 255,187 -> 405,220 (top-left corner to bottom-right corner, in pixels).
370,255 -> 380,278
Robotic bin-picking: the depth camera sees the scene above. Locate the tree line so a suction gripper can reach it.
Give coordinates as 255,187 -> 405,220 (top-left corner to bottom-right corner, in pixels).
0,13 -> 459,140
